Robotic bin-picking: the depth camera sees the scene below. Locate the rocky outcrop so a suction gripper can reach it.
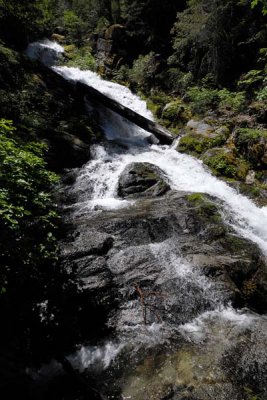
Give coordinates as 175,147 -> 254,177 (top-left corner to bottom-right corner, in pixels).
118,162 -> 170,198
93,24 -> 127,72
177,119 -> 230,155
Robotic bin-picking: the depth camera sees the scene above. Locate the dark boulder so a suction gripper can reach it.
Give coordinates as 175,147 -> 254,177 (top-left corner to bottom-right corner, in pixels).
118,162 -> 170,199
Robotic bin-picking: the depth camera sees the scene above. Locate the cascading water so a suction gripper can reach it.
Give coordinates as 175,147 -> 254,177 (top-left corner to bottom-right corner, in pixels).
51,65 -> 267,254
27,41 -> 267,399
26,39 -> 64,66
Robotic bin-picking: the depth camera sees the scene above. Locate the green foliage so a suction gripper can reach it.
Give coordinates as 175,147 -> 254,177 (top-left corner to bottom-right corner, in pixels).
187,86 -> 246,114
256,86 -> 267,102
95,16 -> 110,33
169,0 -> 266,87
129,52 -> 158,91
217,89 -> 246,113
65,46 -> 96,71
250,0 -> 267,15
202,148 -> 249,179
112,64 -> 130,83
235,128 -> 267,145
238,70 -> 264,91
0,0 -> 57,46
0,119 -> 59,293
63,10 -> 85,43
234,128 -> 267,167
187,87 -> 219,114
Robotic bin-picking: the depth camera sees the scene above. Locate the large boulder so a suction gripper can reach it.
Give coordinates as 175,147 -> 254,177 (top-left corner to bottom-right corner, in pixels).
177,119 -> 230,155
118,162 -> 170,199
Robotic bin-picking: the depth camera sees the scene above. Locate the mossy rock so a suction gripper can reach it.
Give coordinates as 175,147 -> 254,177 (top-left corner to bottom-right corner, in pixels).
233,128 -> 267,168
177,120 -> 230,155
178,133 -> 227,155
64,44 -> 76,58
186,193 -> 222,221
146,99 -> 162,119
162,99 -> 191,123
201,147 -> 250,180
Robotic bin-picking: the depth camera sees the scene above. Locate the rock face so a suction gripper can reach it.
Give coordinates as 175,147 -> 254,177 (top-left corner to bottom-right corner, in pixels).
118,162 -> 170,198
94,24 -> 127,72
60,190 -> 267,333
58,188 -> 267,398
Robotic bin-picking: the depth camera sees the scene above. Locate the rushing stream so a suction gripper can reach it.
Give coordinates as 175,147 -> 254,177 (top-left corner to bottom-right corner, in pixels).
27,41 -> 267,399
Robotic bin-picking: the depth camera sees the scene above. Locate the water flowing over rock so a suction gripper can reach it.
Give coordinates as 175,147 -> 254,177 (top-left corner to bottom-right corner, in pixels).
26,41 -> 267,400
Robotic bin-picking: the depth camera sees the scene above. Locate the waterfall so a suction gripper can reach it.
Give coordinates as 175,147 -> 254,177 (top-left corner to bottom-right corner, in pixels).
26,39 -> 64,66
26,41 -> 267,398
51,65 -> 267,255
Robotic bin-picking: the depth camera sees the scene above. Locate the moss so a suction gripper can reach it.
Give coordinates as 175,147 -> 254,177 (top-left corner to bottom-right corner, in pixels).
234,128 -> 267,168
146,99 -> 162,119
64,44 -> 76,54
202,148 -> 250,180
186,193 -> 204,202
178,133 -> 226,155
0,44 -> 19,65
186,192 -> 221,221
219,234 -> 254,255
235,128 -> 267,144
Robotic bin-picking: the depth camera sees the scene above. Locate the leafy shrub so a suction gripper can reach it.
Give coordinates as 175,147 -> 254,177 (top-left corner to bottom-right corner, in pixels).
233,128 -> 267,167
187,87 -> 219,114
218,89 -> 246,113
202,148 -> 249,180
66,46 -> 96,71
256,86 -> 267,102
0,119 -> 59,294
237,70 -> 264,91
63,10 -> 85,43
129,52 -> 158,91
95,16 -> 110,33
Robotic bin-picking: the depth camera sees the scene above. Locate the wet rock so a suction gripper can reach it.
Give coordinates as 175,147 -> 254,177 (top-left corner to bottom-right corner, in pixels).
63,191 -> 267,320
223,319 -> 267,396
147,133 -> 160,145
118,162 -> 170,198
61,229 -> 114,260
58,187 -> 267,399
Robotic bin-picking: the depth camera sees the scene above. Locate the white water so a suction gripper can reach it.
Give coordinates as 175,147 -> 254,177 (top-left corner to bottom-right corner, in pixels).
26,39 -> 64,66
27,41 -> 267,378
55,66 -> 153,119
